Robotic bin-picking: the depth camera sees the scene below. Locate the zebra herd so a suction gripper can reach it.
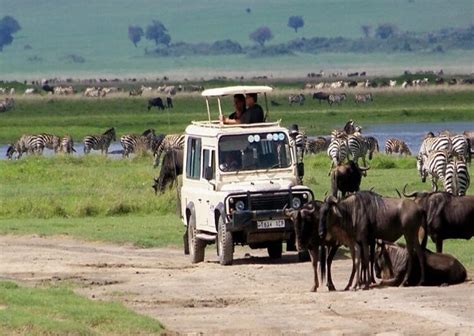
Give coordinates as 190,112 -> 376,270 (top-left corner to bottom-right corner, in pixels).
287,92 -> 372,107
6,128 -> 185,168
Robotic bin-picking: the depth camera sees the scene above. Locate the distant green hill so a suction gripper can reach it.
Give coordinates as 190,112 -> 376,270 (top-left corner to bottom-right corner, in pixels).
1,0 -> 473,79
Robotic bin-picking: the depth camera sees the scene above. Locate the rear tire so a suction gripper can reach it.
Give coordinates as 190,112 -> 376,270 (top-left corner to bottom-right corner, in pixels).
188,214 -> 205,263
217,216 -> 233,265
267,241 -> 282,259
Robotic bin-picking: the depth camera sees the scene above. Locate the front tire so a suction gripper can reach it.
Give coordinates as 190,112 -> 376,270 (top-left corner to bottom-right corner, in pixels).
267,241 -> 282,259
188,214 -> 205,263
217,216 -> 233,265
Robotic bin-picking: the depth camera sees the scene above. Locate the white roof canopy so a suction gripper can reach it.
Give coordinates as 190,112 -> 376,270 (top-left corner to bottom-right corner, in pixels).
201,85 -> 273,97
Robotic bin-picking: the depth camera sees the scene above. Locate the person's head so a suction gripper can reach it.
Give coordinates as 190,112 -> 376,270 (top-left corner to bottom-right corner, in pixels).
233,94 -> 245,113
245,93 -> 258,107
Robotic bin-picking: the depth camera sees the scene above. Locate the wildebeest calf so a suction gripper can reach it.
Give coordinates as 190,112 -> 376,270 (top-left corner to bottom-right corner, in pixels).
148,97 -> 165,111
375,241 -> 466,286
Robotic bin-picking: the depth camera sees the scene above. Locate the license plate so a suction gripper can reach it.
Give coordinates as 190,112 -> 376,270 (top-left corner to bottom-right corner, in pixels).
257,219 -> 285,229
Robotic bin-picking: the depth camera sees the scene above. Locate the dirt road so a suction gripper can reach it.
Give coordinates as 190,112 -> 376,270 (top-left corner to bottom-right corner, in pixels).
1,235 -> 473,335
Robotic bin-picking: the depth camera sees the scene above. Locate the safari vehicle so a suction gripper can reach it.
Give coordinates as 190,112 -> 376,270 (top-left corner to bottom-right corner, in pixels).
181,86 -> 313,265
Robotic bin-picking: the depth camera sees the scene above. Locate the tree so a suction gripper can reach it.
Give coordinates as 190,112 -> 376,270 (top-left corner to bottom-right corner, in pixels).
361,25 -> 372,38
375,23 -> 398,39
128,25 -> 144,47
145,20 -> 171,47
0,15 -> 21,51
288,16 -> 304,33
249,26 -> 273,47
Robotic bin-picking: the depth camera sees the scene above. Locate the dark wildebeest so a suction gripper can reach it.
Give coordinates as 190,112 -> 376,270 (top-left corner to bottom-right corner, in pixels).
330,160 -> 369,198
152,149 -> 183,194
403,186 -> 474,253
375,241 -> 466,286
42,84 -> 54,94
166,96 -> 173,109
319,192 -> 426,290
148,97 -> 165,111
270,100 -> 281,106
285,201 -> 353,292
312,91 -> 330,104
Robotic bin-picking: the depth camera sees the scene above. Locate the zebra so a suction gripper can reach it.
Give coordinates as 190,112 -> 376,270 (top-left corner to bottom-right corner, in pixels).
327,136 -> 349,175
59,135 -> 75,154
328,93 -> 346,106
444,158 -> 470,196
288,129 -> 307,159
288,94 -> 305,106
418,134 -> 450,157
347,135 -> 369,170
384,138 -> 411,156
6,134 -> 44,159
153,134 -> 185,167
354,93 -> 373,103
450,134 -> 471,163
36,133 -> 61,153
129,88 -> 143,96
83,127 -> 116,155
0,97 -> 15,112
306,136 -> 330,154
417,150 -> 450,191
120,128 -> 157,157
365,136 -> 379,159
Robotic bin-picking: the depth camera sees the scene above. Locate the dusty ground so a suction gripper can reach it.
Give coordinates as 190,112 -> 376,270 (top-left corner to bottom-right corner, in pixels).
1,235 -> 473,335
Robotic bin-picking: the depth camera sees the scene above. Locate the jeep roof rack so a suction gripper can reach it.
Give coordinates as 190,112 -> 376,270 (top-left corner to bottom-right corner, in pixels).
201,85 -> 273,122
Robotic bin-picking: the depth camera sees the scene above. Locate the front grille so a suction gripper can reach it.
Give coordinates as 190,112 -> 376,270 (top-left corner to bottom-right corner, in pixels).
250,194 -> 290,210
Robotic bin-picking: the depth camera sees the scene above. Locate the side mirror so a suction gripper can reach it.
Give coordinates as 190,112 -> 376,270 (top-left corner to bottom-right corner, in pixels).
297,162 -> 304,177
204,166 -> 214,180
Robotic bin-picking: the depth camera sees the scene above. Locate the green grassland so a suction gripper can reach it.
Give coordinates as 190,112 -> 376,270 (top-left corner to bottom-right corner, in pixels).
0,281 -> 164,335
2,89 -> 474,144
1,0 -> 473,78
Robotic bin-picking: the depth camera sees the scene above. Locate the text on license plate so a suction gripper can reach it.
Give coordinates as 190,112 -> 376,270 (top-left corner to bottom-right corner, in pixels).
257,219 -> 285,229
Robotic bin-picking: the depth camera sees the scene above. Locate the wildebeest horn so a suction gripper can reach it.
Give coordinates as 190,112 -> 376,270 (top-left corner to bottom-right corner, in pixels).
395,189 -> 402,198
402,184 -> 417,198
359,166 -> 370,171
326,195 -> 338,204
434,183 -> 438,192
369,187 -> 375,192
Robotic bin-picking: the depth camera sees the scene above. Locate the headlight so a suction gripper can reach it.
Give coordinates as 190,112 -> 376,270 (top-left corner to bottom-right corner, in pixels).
292,197 -> 302,209
235,200 -> 245,211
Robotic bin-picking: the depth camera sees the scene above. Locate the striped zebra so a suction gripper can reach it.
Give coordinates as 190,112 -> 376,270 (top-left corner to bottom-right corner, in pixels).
37,133 -> 61,153
83,127 -> 116,155
450,134 -> 471,163
306,136 -> 330,154
417,150 -> 449,191
288,94 -> 305,106
6,134 -> 44,159
444,158 -> 470,196
419,134 -> 450,157
120,128 -> 156,157
385,138 -> 412,156
347,135 -> 369,168
59,135 -> 75,154
289,129 -> 307,158
153,134 -> 185,167
354,93 -> 373,103
327,136 -> 349,175
365,136 -> 379,159
328,93 -> 346,106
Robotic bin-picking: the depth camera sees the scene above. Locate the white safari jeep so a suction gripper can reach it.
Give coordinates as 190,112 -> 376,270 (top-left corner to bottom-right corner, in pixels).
181,86 -> 313,265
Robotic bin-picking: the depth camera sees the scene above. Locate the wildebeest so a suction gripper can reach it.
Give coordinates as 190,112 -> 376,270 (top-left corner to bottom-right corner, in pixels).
375,241 -> 466,286
166,96 -> 173,109
319,192 -> 426,289
330,160 -> 369,198
152,148 -> 183,194
403,186 -> 474,253
148,97 -> 165,111
312,91 -> 330,104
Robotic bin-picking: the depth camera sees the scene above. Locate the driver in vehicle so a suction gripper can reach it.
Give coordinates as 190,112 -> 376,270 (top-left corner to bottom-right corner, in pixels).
219,152 -> 240,171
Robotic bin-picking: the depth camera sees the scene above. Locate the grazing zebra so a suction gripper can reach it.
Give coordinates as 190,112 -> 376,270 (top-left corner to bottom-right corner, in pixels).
365,136 -> 379,159
347,135 -> 369,170
419,134 -> 450,157
0,97 -> 15,112
37,133 -> 61,153
288,94 -> 305,106
444,158 -> 470,196
385,138 -> 412,156
59,135 -> 75,154
83,127 -> 116,155
120,128 -> 156,157
450,134 -> 471,163
328,93 -> 346,106
306,136 -> 330,154
354,93 -> 373,103
153,134 -> 185,167
417,150 -> 450,191
327,137 -> 349,175
6,134 -> 44,159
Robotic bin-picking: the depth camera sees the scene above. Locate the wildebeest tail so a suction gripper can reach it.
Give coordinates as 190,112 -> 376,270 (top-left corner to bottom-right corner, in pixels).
319,245 -> 326,284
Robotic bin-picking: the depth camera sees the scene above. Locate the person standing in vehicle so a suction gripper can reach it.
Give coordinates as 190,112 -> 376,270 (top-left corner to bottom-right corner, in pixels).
242,93 -> 264,123
220,94 -> 246,124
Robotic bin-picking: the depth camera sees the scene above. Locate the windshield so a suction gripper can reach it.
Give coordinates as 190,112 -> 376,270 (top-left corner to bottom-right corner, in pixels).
218,132 -> 292,172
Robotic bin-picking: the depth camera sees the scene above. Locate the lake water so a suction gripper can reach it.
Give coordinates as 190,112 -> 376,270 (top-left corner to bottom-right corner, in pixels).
1,121 -> 473,160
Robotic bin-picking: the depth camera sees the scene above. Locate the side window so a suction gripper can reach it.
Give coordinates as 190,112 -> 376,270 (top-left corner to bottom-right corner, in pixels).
186,137 -> 202,179
202,149 -> 216,180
